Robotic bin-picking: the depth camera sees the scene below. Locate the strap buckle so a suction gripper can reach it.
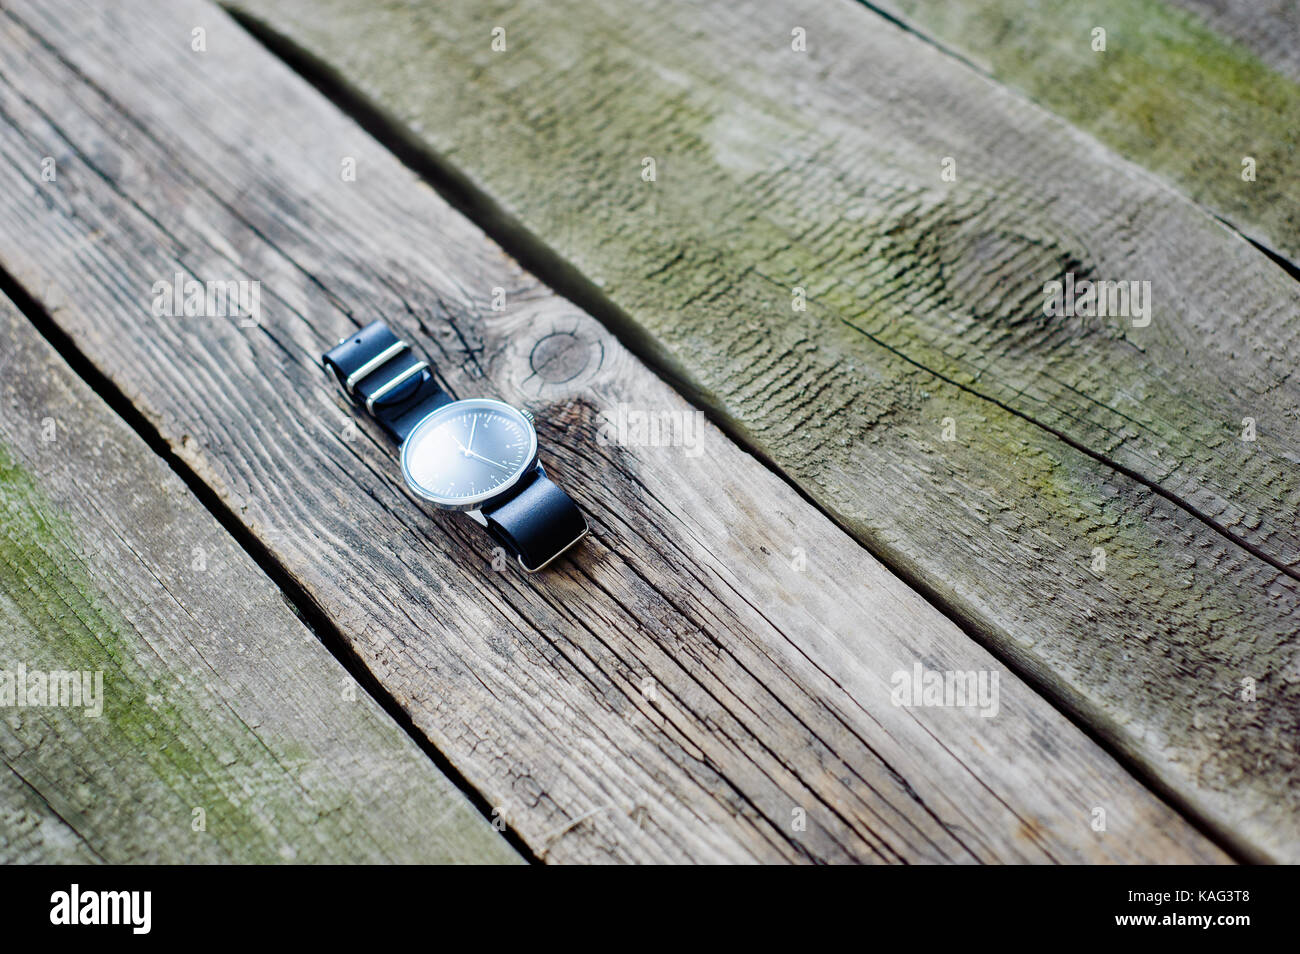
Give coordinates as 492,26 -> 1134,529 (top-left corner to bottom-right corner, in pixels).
327,334 -> 402,404
365,359 -> 429,413
345,341 -> 408,393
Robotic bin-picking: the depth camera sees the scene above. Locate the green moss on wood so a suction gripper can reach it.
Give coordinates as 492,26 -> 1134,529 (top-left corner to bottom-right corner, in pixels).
881,0 -> 1300,259
2,444 -> 310,860
1,442 -> 517,863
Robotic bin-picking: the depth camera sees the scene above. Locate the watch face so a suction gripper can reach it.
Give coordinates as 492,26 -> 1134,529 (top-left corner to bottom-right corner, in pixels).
400,399 -> 539,510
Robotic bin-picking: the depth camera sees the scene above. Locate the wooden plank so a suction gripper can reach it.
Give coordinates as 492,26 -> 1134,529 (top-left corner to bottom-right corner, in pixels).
866,0 -> 1300,264
222,0 -> 1300,859
0,0 -> 1228,863
0,296 -> 522,863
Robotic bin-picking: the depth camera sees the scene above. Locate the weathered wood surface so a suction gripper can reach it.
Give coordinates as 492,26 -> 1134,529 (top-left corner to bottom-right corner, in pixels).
870,0 -> 1300,264
0,0 -> 1231,863
1,759 -> 100,863
1166,0 -> 1300,79
0,295 -> 521,864
228,0 -> 1300,860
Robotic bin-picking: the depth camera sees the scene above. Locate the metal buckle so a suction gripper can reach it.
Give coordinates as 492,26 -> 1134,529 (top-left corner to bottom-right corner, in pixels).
517,522 -> 589,573
346,341 -> 408,393
365,360 -> 429,413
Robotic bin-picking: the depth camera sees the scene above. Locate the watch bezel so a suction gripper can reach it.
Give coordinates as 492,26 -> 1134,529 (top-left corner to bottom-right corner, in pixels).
399,398 -> 540,511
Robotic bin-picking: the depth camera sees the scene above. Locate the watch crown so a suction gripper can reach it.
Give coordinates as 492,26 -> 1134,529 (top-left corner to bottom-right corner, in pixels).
520,408 -> 535,424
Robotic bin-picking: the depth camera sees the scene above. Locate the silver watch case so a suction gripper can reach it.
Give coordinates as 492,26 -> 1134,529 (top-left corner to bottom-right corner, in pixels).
399,398 -> 540,513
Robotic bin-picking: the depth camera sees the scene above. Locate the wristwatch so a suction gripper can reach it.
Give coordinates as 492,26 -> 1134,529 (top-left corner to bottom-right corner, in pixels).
322,321 -> 588,572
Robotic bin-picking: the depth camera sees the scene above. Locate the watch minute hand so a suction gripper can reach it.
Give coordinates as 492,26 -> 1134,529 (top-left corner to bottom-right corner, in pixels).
466,450 -> 513,473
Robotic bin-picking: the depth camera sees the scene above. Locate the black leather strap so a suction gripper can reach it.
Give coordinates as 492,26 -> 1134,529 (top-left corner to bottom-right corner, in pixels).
322,321 -> 453,442
482,467 -> 589,572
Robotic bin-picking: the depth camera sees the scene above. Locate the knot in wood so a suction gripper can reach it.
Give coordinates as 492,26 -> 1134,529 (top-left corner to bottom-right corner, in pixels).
529,330 -> 591,384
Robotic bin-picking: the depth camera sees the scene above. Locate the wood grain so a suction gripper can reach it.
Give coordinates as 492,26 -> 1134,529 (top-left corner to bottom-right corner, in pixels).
0,294 -> 521,864
0,0 -> 1230,863
223,0 -> 1300,859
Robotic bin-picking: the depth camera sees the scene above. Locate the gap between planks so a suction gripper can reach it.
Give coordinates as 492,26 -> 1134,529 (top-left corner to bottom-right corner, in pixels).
0,283 -> 523,863
0,263 -> 541,864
